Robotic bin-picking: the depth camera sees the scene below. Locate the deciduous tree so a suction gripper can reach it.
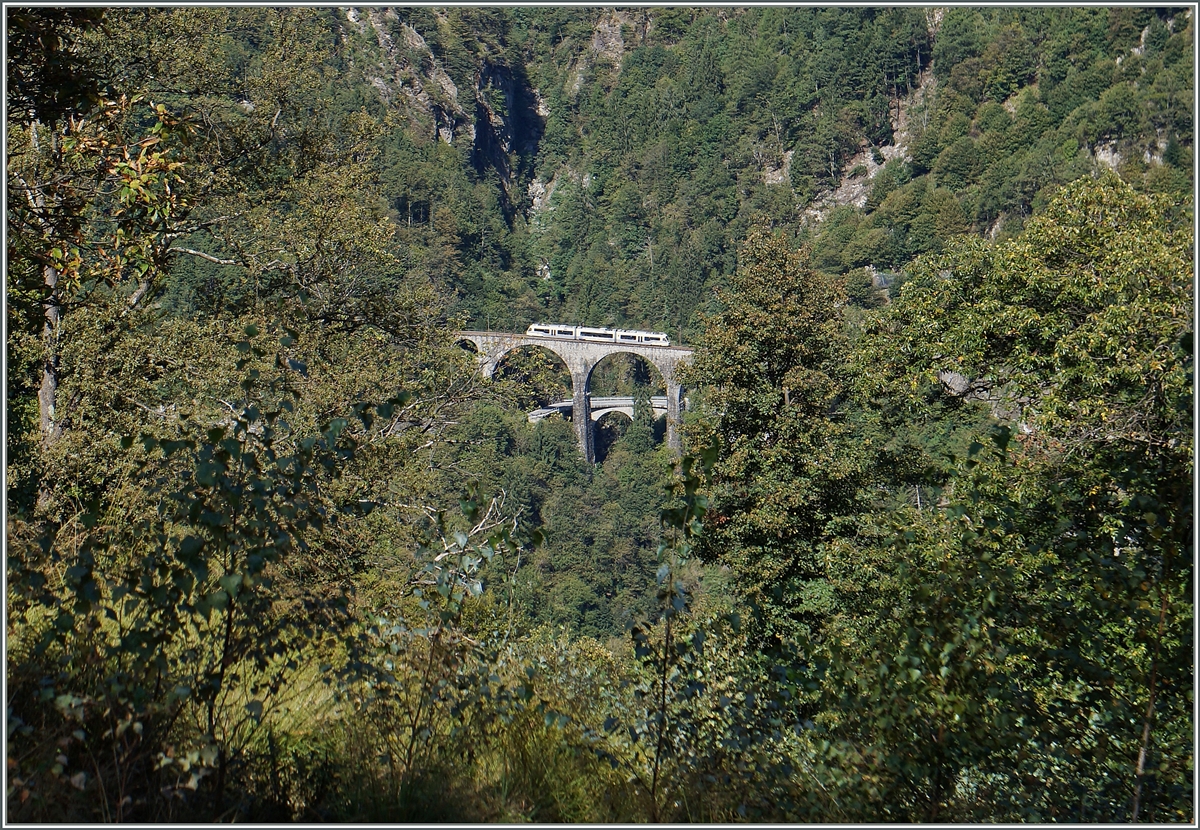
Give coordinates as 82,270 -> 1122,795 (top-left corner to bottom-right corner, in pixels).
682,228 -> 867,645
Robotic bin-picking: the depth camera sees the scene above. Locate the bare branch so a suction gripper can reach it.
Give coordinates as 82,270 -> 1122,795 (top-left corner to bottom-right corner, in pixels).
127,279 -> 152,309
167,246 -> 240,266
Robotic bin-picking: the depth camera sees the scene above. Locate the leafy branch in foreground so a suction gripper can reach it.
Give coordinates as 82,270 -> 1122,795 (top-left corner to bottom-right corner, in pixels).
6,325 -> 409,821
583,441 -> 795,821
333,486 -> 545,819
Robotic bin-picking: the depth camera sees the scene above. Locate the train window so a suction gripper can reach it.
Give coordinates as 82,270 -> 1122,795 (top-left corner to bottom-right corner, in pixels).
557,329 -> 573,336
532,327 -> 551,335
580,330 -> 614,339
619,334 -> 637,341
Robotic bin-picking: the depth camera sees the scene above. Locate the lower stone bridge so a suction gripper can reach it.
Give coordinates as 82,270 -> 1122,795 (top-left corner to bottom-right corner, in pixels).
528,396 -> 670,424
457,331 -> 693,462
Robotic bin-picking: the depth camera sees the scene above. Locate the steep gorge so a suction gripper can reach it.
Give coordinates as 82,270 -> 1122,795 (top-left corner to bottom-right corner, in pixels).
327,6 -> 1192,335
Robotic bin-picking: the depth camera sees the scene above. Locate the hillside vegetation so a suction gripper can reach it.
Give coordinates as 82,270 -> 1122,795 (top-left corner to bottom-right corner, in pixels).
6,7 -> 1193,822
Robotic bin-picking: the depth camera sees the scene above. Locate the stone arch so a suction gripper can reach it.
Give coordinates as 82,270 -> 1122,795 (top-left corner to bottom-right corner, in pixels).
455,338 -> 481,361
584,350 -> 668,398
593,408 -> 634,463
670,379 -> 688,414
573,349 -> 685,460
589,350 -> 684,456
492,344 -> 573,409
595,408 -> 634,426
586,352 -> 665,451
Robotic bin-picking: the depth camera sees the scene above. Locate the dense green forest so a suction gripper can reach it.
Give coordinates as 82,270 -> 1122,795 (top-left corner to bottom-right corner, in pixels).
6,6 -> 1193,822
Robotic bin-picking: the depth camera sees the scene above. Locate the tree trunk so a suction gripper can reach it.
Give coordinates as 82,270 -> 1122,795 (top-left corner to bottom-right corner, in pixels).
1130,584 -> 1170,821
38,264 -> 62,446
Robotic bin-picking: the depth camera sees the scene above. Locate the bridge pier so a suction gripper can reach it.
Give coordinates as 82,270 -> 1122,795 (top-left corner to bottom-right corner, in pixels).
569,363 -> 595,463
666,378 -> 683,454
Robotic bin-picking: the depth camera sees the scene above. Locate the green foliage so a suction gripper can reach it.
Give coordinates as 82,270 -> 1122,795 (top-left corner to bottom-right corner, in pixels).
6,329 -> 407,820
452,399 -> 675,639
845,267 -> 885,309
6,8 -> 107,125
6,7 -> 1194,824
682,228 -> 867,643
813,7 -> 1192,280
492,347 -> 571,411
831,174 -> 1194,821
333,492 -> 541,821
580,442 -> 794,822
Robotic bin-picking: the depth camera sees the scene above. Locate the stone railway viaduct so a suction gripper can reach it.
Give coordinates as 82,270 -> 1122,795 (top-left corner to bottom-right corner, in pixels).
456,331 -> 693,463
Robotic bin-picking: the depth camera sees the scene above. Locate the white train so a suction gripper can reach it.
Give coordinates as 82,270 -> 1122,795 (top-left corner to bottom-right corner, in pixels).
525,323 -> 670,346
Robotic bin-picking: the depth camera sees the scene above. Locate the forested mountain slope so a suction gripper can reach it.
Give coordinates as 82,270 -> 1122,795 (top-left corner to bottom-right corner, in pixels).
314,6 -> 1192,334
7,6 -> 1193,824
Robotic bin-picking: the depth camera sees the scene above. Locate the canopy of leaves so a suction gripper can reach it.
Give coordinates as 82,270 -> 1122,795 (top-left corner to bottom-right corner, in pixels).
5,7 -> 1193,824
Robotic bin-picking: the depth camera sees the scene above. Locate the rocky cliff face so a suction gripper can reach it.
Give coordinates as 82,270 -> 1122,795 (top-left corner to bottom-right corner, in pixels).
341,9 -> 457,131
470,61 -> 544,195
802,65 -> 936,224
566,8 -> 640,94
338,7 -> 544,214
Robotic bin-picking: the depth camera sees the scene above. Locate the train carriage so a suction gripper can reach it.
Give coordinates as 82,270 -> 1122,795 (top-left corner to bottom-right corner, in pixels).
525,323 -> 670,345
